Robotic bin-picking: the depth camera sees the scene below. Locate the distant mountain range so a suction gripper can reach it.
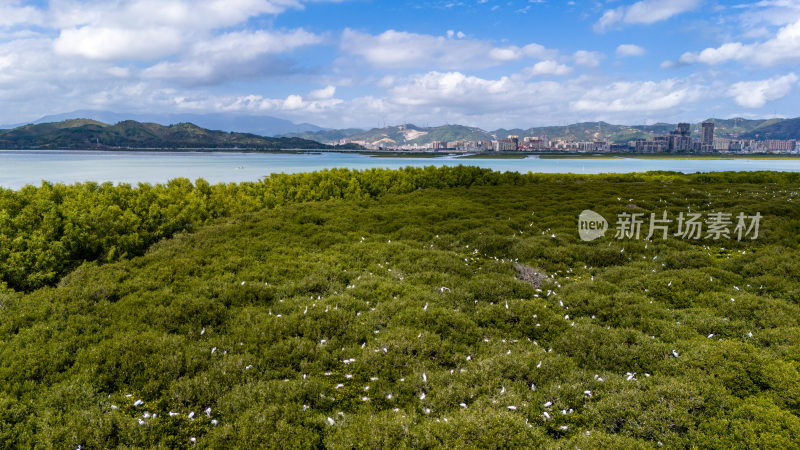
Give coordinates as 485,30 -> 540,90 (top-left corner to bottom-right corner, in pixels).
1,110 -> 325,137
283,117 -> 799,147
1,114 -> 796,151
0,119 -> 346,150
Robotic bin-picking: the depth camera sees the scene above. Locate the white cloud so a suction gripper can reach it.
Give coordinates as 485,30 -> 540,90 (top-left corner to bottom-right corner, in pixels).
0,1 -> 43,27
490,43 -> 555,61
387,72 -> 518,107
54,0 -> 302,30
728,73 -> 798,107
571,79 -> 703,112
200,72 -> 714,128
735,0 -> 800,30
573,50 -> 603,67
307,85 -> 336,100
616,44 -> 646,57
200,71 -> 579,128
660,60 -> 682,69
679,18 -> 800,67
0,0 -> 797,130
54,26 -> 186,60
141,29 -> 322,84
595,9 -> 625,34
524,60 -> 573,76
0,0 -> 333,123
595,0 -> 700,32
51,0 -> 308,61
679,42 -> 744,65
178,84 -> 345,116
283,94 -> 304,110
16,66 -> 724,130
193,28 -> 320,58
376,75 -> 396,89
340,29 -> 554,69
624,0 -> 700,24
488,47 -> 520,62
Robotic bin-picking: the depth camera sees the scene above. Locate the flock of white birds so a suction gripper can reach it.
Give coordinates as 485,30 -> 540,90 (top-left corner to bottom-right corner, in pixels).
108,189 -> 780,446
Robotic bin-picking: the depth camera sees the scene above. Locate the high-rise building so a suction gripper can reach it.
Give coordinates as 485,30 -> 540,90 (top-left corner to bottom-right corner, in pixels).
714,138 -> 732,151
701,121 -> 715,152
493,139 -> 519,151
635,138 -> 668,153
766,140 -> 797,153
669,122 -> 692,152
507,135 -> 519,148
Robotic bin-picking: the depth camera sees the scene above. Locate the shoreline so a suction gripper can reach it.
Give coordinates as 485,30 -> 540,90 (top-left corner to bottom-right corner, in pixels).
5,150 -> 800,191
2,148 -> 799,160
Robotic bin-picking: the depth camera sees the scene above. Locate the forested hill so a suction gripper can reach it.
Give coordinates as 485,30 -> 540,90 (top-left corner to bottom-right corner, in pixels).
0,119 -> 342,150
741,117 -> 800,140
283,117 -> 799,146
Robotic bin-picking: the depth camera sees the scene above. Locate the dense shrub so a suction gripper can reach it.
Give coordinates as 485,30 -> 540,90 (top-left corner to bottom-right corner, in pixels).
1,172 -> 799,447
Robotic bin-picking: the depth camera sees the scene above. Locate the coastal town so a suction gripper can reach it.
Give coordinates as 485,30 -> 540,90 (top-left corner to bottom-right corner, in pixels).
336,121 -> 799,154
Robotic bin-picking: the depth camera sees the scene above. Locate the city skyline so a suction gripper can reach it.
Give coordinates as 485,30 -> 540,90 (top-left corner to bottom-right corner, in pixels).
0,1 -> 799,129
326,118 -> 797,153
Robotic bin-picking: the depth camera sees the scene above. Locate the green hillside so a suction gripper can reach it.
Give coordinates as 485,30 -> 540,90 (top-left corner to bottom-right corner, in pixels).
503,118 -> 790,144
2,168 -> 800,447
742,118 -> 800,140
9,117 -> 791,150
704,118 -> 779,138
409,125 -> 488,145
281,128 -> 367,144
0,120 -> 336,150
285,118 -> 798,147
286,124 -> 492,147
495,122 -> 647,144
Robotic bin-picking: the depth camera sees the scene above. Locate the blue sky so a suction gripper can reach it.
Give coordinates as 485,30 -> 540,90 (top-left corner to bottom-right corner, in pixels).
0,0 -> 798,129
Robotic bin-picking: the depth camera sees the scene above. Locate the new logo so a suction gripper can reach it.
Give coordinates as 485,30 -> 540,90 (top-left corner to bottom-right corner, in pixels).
578,210 -> 608,242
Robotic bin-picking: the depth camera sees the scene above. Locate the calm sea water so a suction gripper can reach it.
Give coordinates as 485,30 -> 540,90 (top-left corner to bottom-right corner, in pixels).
2,150 -> 800,190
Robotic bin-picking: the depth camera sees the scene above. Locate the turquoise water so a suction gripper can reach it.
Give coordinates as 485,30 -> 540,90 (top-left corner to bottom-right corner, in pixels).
2,150 -> 800,189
